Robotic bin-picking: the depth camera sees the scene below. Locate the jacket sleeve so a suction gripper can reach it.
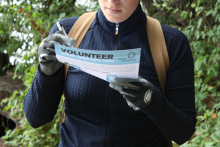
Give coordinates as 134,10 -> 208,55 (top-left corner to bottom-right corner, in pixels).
23,17 -> 79,128
142,26 -> 196,145
23,65 -> 64,128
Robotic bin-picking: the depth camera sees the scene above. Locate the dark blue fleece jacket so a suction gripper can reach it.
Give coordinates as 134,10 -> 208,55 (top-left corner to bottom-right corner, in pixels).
24,4 -> 196,147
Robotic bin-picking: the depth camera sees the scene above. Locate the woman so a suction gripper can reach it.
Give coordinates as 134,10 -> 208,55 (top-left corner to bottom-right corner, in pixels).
24,0 -> 196,146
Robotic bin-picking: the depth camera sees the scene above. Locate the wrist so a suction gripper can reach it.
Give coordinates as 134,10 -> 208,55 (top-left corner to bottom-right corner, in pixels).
39,64 -> 62,76
141,84 -> 156,109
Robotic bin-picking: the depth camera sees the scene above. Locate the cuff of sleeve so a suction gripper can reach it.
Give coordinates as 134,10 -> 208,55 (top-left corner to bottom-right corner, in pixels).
141,87 -> 163,112
38,64 -> 64,77
35,64 -> 65,97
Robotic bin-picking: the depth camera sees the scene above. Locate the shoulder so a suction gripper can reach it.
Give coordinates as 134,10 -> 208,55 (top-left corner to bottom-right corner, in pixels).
160,24 -> 192,65
160,24 -> 190,52
161,24 -> 189,47
49,16 -> 80,36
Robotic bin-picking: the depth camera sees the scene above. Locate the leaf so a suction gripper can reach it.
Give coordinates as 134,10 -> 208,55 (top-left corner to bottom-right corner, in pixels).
36,19 -> 42,25
208,87 -> 217,95
190,12 -> 193,18
214,103 -> 220,109
27,5 -> 31,11
59,13 -> 66,19
10,5 -> 18,10
173,9 -> 179,14
32,12 -> 36,18
191,3 -> 196,8
216,130 -> 220,137
195,60 -> 201,71
181,11 -> 188,19
207,30 -> 214,37
50,129 -> 58,134
198,0 -> 201,6
197,18 -> 203,29
204,77 -> 210,83
206,10 -> 217,17
204,141 -> 217,146
0,30 -> 3,34
195,6 -> 204,15
191,136 -> 203,144
198,103 -> 207,112
215,97 -> 220,103
23,18 -> 31,26
4,105 -> 12,111
210,133 -> 220,141
195,31 -> 200,40
216,14 -> 220,23
199,92 -> 207,100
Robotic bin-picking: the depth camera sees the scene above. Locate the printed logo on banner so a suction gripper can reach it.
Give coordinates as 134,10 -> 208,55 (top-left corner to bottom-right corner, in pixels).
128,52 -> 136,59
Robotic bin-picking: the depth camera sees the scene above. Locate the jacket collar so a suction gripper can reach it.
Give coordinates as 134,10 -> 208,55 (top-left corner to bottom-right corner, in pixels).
97,3 -> 147,36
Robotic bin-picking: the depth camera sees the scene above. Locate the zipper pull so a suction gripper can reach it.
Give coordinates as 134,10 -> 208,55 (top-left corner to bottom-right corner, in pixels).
115,24 -> 119,35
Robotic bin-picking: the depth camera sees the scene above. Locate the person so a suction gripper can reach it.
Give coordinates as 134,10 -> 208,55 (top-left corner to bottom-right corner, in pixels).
24,0 -> 197,146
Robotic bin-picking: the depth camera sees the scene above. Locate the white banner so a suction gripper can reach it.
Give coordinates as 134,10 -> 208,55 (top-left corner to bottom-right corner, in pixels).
55,44 -> 141,82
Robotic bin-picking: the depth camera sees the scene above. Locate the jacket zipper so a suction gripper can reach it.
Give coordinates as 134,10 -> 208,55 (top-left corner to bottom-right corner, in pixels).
115,24 -> 119,50
107,23 -> 120,147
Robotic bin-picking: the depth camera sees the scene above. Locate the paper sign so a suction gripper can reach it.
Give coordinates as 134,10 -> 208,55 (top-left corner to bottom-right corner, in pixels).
55,44 -> 141,82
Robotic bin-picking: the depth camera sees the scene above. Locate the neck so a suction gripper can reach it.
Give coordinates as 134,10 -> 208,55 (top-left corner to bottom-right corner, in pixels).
97,3 -> 146,36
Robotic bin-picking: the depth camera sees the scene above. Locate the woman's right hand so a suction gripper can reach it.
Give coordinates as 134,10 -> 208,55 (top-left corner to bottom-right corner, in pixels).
38,31 -> 75,76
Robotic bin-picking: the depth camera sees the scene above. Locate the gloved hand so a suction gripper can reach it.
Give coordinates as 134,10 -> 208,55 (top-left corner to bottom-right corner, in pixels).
109,76 -> 156,110
38,30 -> 75,75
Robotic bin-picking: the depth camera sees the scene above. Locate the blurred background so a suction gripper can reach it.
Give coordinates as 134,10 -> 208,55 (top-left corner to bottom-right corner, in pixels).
0,0 -> 219,146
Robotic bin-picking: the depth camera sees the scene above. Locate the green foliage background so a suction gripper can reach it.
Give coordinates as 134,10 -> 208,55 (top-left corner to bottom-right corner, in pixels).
0,0 -> 220,146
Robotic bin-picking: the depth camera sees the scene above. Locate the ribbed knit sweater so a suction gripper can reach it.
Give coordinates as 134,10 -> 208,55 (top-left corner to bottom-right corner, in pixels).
24,4 -> 196,147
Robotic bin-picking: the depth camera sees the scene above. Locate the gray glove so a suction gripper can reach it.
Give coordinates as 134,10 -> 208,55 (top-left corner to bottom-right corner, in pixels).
109,76 -> 156,110
38,30 -> 75,75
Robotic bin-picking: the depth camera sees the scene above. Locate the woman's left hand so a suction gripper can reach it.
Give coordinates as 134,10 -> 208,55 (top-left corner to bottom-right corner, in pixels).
109,76 -> 156,110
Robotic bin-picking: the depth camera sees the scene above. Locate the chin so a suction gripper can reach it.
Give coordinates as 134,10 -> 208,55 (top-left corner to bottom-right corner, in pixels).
106,16 -> 124,24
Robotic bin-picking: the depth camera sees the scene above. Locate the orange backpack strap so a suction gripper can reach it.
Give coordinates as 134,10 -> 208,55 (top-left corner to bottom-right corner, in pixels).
64,11 -> 97,94
64,11 -> 97,83
63,12 -> 97,121
146,16 -> 170,94
146,16 -> 172,147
